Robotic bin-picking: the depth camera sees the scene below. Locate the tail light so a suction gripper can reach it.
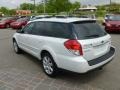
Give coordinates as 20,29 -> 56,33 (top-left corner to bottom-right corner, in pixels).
64,39 -> 83,56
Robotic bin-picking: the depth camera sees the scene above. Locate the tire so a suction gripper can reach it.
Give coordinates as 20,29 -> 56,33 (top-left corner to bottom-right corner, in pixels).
21,25 -> 25,29
6,24 -> 10,28
42,53 -> 58,77
98,67 -> 103,70
13,40 -> 22,54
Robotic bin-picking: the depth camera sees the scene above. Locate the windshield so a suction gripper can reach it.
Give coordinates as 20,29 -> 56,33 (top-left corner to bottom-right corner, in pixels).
108,15 -> 120,21
17,18 -> 27,22
73,21 -> 107,40
31,17 -> 42,21
17,18 -> 24,22
1,18 -> 10,21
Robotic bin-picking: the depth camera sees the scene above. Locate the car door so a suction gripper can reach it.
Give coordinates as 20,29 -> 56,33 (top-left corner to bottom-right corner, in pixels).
17,22 -> 35,53
24,21 -> 46,57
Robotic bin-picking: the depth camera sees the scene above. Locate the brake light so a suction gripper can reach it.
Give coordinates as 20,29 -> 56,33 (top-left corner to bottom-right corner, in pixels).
64,39 -> 83,56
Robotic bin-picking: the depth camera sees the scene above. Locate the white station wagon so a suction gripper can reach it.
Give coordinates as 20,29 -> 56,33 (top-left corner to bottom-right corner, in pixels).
13,17 -> 115,77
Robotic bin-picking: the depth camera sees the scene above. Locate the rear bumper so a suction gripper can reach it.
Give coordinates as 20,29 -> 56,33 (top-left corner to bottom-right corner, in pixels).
57,46 -> 115,73
88,47 -> 115,66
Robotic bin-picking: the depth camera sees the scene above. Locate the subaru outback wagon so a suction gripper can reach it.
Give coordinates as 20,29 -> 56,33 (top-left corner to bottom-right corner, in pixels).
13,17 -> 115,77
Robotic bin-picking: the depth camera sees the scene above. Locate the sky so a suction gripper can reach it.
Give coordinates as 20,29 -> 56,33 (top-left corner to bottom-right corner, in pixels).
0,0 -> 120,9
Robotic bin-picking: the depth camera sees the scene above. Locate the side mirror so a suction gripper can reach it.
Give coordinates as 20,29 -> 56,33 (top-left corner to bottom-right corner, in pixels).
16,29 -> 24,33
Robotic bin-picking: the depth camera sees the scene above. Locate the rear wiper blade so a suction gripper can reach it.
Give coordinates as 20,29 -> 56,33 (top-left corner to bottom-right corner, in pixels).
85,34 -> 100,38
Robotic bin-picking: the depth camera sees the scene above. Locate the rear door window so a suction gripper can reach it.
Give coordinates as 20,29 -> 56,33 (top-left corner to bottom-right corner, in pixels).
33,21 -> 74,39
32,22 -> 45,35
73,21 -> 107,40
22,23 -> 35,34
44,22 -> 73,39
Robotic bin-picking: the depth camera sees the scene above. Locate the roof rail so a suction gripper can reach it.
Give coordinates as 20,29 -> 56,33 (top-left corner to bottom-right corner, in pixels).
43,16 -> 54,18
55,15 -> 68,18
55,15 -> 90,18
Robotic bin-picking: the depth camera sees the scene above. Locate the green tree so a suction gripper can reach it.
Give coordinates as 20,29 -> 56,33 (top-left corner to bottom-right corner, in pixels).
0,7 -> 9,15
96,5 -> 106,17
20,3 -> 34,10
108,3 -> 120,13
36,3 -> 44,13
70,1 -> 80,14
19,0 -> 81,14
46,0 -> 73,13
96,3 -> 120,17
72,2 -> 80,10
9,9 -> 16,15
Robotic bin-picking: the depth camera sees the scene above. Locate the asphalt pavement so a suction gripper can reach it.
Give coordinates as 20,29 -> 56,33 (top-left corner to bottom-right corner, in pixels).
0,29 -> 120,90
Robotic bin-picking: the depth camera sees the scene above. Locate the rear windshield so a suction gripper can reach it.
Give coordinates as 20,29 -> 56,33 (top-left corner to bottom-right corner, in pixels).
72,21 -> 107,40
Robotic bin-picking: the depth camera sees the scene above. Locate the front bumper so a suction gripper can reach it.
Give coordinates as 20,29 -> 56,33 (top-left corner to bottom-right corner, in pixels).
57,46 -> 115,73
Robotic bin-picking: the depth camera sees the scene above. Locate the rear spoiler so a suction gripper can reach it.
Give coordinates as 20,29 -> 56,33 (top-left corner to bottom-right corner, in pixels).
72,20 -> 96,24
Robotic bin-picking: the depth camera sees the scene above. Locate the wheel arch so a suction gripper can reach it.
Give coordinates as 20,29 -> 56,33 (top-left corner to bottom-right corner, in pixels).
40,48 -> 59,67
13,38 -> 16,42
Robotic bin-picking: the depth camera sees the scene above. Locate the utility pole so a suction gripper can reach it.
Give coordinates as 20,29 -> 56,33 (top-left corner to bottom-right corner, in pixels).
110,0 -> 112,5
108,0 -> 112,13
31,0 -> 36,14
33,0 -> 36,14
44,0 -> 46,15
42,0 -> 46,15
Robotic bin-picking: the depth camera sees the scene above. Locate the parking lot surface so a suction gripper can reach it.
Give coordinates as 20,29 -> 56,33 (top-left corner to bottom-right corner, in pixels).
0,29 -> 120,90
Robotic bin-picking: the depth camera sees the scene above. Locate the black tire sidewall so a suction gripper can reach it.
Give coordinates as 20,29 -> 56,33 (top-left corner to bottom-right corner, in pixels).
6,24 -> 10,28
42,53 -> 58,77
13,40 -> 21,54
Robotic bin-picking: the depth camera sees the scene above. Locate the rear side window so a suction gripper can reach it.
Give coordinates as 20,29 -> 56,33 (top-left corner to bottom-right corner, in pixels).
33,21 -> 74,39
73,21 -> 107,40
23,23 -> 35,34
45,22 -> 73,38
32,22 -> 45,35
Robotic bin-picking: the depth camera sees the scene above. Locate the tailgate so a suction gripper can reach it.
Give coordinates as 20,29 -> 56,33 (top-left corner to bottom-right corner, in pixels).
78,35 -> 111,61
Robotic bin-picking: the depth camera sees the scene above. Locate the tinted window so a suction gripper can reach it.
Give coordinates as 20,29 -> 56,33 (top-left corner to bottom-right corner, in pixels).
32,22 -> 45,35
48,22 -> 73,38
22,23 -> 35,34
73,21 -> 107,40
33,22 -> 73,39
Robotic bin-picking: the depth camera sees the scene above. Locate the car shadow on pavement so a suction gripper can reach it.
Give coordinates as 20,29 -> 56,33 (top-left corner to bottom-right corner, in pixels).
108,32 -> 120,34
58,68 -> 105,81
21,51 -> 42,67
21,50 -> 106,83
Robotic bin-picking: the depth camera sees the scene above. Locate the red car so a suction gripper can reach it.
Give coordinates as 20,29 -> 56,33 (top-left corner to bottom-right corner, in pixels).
103,14 -> 120,32
0,17 -> 18,28
10,17 -> 29,29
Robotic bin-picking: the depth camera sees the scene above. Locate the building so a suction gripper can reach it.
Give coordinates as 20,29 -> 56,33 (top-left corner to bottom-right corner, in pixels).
75,6 -> 97,13
74,6 -> 97,19
16,10 -> 31,16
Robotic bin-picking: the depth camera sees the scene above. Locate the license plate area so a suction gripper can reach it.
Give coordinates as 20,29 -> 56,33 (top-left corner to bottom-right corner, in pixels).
93,42 -> 110,56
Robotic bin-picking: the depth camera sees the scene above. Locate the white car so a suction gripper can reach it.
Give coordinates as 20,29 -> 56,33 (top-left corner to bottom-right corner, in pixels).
13,17 -> 115,77
30,15 -> 52,21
